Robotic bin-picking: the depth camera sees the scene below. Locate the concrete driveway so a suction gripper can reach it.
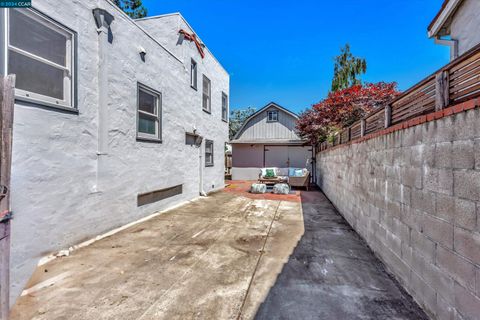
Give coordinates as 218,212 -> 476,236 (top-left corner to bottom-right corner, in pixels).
11,189 -> 305,320
11,184 -> 427,319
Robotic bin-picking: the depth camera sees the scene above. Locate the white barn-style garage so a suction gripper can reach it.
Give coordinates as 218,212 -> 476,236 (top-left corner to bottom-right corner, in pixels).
230,102 -> 314,180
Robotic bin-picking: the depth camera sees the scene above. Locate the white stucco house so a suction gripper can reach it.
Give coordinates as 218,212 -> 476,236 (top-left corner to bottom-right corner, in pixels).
0,0 -> 229,302
428,0 -> 480,60
230,102 -> 314,181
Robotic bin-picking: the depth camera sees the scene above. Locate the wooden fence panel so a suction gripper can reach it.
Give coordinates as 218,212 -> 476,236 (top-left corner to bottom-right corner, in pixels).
319,45 -> 480,152
365,109 -> 384,135
449,50 -> 480,103
340,129 -> 349,144
391,76 -> 436,125
350,121 -> 361,140
0,75 -> 15,320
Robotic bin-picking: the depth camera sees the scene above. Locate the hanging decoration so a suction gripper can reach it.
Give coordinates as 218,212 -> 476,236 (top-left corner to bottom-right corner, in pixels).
179,29 -> 205,59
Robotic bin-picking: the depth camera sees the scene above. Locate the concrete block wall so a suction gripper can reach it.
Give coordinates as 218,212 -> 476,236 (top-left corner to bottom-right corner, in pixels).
316,108 -> 480,319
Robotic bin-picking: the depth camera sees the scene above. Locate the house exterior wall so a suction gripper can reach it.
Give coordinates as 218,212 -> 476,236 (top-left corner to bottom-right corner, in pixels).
231,144 -> 265,180
235,106 -> 300,141
231,144 -> 313,180
450,0 -> 480,56
7,0 -> 228,303
316,109 -> 480,320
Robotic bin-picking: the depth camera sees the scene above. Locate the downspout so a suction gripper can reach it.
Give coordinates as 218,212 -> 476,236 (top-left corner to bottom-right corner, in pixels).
199,147 -> 207,197
435,36 -> 459,61
92,8 -> 114,192
196,134 -> 207,196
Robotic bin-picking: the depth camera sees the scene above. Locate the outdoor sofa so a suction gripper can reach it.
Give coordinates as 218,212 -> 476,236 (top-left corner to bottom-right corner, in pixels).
258,167 -> 310,190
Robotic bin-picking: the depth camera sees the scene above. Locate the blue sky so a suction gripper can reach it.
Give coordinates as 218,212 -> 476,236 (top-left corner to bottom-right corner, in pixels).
142,0 -> 449,114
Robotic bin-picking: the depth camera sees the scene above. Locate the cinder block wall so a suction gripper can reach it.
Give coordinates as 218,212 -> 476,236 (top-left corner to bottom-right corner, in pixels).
316,108 -> 480,319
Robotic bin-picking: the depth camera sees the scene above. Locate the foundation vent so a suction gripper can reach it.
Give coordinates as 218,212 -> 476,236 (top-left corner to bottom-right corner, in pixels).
137,184 -> 183,207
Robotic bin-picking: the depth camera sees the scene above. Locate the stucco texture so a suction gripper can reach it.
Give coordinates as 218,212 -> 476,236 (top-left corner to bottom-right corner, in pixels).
450,0 -> 480,56
9,0 -> 228,303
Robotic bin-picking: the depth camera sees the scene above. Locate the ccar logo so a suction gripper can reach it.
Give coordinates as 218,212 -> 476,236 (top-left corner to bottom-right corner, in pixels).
0,1 -> 31,7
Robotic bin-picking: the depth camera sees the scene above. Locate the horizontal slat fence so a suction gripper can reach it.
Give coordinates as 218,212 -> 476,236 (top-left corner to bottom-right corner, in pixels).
340,129 -> 349,144
449,49 -> 480,103
319,43 -> 480,152
350,122 -> 361,140
391,76 -> 436,125
365,109 -> 384,135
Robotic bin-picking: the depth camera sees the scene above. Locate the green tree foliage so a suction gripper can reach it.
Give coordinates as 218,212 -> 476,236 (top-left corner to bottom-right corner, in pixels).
114,0 -> 147,19
229,107 -> 256,140
331,44 -> 367,92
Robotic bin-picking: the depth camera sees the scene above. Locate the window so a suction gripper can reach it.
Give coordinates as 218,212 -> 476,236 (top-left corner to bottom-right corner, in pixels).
202,75 -> 211,113
205,140 -> 214,166
190,59 -> 197,90
267,110 -> 278,122
222,92 -> 228,122
7,8 -> 75,110
137,84 -> 162,141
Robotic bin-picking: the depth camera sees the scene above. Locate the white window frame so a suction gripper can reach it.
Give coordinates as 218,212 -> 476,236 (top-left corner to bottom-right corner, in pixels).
190,58 -> 197,90
205,139 -> 214,167
137,83 -> 162,142
202,75 -> 211,113
6,8 -> 76,111
267,110 -> 278,122
221,92 -> 228,122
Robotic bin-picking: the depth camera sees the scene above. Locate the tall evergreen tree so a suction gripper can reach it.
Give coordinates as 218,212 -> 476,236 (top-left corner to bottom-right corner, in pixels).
114,0 -> 147,19
331,44 -> 367,92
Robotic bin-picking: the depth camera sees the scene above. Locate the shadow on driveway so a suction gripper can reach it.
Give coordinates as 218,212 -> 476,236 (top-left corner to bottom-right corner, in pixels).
254,189 -> 429,320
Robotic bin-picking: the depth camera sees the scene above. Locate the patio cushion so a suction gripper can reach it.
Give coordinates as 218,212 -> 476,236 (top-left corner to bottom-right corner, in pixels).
273,183 -> 290,194
294,169 -> 304,177
250,183 -> 267,194
265,168 -> 276,178
288,168 -> 296,177
276,168 -> 289,176
261,167 -> 277,177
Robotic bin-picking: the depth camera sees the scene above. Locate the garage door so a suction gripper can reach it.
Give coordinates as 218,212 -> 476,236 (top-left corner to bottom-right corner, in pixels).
264,146 -> 289,168
288,146 -> 313,169
264,146 -> 312,171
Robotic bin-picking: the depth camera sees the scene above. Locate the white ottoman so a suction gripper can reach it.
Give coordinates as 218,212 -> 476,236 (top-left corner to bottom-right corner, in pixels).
250,183 -> 267,194
273,183 -> 290,194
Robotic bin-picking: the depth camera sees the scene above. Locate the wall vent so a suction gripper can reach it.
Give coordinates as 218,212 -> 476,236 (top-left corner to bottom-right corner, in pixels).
137,184 -> 183,207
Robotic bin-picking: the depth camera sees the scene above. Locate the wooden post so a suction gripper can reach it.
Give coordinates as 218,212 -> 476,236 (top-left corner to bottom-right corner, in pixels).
360,119 -> 366,137
385,104 -> 392,128
435,70 -> 450,111
0,75 -> 15,320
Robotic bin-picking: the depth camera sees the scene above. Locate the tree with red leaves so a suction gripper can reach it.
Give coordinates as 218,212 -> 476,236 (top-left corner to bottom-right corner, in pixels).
296,82 -> 400,144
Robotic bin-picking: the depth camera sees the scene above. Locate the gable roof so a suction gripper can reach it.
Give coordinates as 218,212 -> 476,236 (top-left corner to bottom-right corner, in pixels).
232,102 -> 299,141
428,0 -> 464,37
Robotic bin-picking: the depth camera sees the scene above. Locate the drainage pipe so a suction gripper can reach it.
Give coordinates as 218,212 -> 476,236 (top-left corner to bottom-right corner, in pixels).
434,36 -> 459,61
92,8 -> 114,192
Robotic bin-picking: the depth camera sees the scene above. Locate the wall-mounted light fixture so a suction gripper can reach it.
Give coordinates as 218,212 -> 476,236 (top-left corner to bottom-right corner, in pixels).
139,46 -> 147,62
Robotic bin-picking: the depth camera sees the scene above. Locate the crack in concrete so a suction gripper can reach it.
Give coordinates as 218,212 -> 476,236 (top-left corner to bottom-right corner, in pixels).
236,201 -> 282,320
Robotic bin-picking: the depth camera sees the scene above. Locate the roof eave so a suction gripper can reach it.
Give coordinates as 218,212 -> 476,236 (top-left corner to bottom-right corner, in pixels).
428,0 -> 463,38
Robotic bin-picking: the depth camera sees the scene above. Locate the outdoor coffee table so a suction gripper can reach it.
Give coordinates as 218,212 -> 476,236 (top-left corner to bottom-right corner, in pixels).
258,177 -> 289,186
